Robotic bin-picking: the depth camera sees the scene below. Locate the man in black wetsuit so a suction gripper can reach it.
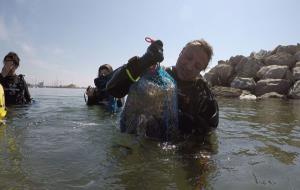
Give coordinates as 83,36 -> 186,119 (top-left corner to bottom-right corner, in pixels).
106,39 -> 219,137
0,52 -> 31,105
86,64 -> 123,111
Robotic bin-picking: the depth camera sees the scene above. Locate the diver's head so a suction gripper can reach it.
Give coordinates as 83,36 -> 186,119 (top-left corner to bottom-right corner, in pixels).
2,52 -> 20,77
98,64 -> 113,77
176,39 -> 213,81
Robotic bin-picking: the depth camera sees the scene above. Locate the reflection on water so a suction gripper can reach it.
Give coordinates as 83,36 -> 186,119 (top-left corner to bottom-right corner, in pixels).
215,98 -> 300,190
0,88 -> 299,190
0,123 -> 37,189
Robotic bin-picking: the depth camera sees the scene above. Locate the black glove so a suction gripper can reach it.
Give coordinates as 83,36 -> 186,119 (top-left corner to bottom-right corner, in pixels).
126,40 -> 164,80
140,40 -> 164,69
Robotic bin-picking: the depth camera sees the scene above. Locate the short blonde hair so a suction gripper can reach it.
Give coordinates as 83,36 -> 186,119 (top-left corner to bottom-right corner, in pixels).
184,39 -> 213,62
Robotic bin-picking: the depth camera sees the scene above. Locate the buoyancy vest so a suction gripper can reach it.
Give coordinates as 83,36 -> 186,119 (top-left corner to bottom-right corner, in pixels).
1,75 -> 30,105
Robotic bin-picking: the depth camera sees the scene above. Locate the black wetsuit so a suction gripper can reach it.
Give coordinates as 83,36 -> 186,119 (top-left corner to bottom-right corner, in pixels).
106,57 -> 219,136
165,67 -> 219,135
0,74 -> 31,105
87,74 -> 123,109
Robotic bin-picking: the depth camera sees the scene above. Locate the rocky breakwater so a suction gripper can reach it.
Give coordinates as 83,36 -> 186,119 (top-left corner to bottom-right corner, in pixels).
205,44 -> 300,99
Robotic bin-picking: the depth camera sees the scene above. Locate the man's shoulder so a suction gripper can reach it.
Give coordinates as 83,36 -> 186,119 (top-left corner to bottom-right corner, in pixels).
17,74 -> 28,83
18,74 -> 25,80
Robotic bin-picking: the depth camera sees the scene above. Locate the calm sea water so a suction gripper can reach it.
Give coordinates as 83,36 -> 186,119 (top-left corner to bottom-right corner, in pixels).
0,88 -> 299,190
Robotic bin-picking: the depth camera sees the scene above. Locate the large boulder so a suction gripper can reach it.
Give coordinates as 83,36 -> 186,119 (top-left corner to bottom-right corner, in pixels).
218,60 -> 227,65
264,52 -> 296,68
204,71 -> 219,86
258,92 -> 286,99
288,80 -> 300,99
211,86 -> 244,98
255,79 -> 291,96
250,49 -> 271,60
228,55 -> 247,68
230,77 -> 256,92
239,92 -> 257,100
256,65 -> 293,81
235,57 -> 263,78
292,67 -> 300,81
204,64 -> 234,86
275,44 -> 300,55
294,51 -> 300,62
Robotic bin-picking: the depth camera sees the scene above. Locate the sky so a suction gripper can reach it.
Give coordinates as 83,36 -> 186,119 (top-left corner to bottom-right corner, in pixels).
0,0 -> 299,87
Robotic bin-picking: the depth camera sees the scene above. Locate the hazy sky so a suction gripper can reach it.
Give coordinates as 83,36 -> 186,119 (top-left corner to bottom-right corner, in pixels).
0,0 -> 299,87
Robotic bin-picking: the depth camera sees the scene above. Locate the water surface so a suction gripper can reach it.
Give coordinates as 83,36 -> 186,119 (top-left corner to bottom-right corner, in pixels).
0,88 -> 299,190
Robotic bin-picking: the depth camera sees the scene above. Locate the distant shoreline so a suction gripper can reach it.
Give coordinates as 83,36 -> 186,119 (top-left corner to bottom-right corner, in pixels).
29,86 -> 86,89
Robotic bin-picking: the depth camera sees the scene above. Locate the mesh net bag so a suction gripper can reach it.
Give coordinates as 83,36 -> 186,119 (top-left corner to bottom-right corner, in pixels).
120,66 -> 179,141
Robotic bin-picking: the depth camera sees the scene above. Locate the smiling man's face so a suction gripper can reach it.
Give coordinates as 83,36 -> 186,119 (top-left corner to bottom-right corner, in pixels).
1,60 -> 17,77
176,46 -> 209,81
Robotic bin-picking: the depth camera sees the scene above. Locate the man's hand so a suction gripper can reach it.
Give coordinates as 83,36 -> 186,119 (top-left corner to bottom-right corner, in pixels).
140,40 -> 164,68
1,61 -> 15,77
85,86 -> 96,97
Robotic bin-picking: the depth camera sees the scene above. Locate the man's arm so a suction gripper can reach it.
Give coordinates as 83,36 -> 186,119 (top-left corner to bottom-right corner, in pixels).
107,40 -> 164,98
86,87 -> 99,105
19,75 -> 31,103
192,80 -> 219,131
106,57 -> 140,98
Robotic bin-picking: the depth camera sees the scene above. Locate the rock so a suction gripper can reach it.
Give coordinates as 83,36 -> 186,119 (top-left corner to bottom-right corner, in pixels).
239,93 -> 257,100
258,92 -> 286,99
256,65 -> 293,81
204,71 -> 219,86
288,80 -> 300,99
228,55 -> 247,68
292,67 -> 300,81
294,51 -> 300,61
276,45 -> 300,55
218,60 -> 227,65
230,77 -> 256,91
270,45 -> 280,55
211,86 -> 244,98
208,44 -> 300,100
204,64 -> 234,86
255,79 -> 291,96
250,49 -> 271,60
264,52 -> 296,68
235,57 -> 263,78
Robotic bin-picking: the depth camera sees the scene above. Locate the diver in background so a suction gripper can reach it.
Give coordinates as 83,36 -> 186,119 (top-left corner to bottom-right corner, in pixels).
0,52 -> 31,105
106,39 -> 219,138
85,64 -> 123,112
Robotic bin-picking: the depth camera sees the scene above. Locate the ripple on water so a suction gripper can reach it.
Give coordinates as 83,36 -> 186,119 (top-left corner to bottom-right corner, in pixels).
1,89 -> 300,189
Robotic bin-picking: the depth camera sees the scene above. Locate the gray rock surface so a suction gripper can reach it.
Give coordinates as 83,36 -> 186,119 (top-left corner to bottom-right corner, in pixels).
235,58 -> 263,78
258,92 -> 286,99
256,65 -> 293,81
204,64 -> 235,86
264,52 -> 296,68
211,86 -> 244,98
207,43 -> 300,98
288,80 -> 300,99
230,77 -> 256,91
255,79 -> 291,96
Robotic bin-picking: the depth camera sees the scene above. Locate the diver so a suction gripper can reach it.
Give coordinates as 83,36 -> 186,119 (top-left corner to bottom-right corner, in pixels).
0,52 -> 31,106
106,39 -> 219,138
85,64 -> 123,112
